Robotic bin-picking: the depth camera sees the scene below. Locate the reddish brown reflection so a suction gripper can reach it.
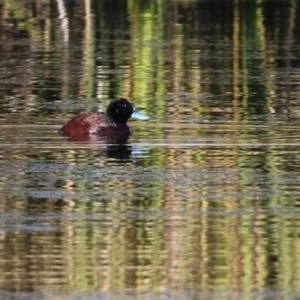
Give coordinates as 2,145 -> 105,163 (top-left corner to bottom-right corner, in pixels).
61,131 -> 132,159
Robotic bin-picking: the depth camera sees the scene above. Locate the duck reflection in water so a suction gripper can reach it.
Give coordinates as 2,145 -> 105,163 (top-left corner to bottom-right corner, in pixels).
59,98 -> 150,159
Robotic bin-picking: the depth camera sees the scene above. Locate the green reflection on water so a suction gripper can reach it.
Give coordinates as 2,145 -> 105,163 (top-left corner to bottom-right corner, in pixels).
0,0 -> 300,298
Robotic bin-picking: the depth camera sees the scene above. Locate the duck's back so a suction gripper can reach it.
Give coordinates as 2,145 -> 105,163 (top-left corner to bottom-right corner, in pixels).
59,112 -> 115,135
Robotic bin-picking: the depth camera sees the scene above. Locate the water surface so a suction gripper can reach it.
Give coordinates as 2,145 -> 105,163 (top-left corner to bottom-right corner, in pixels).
0,0 -> 300,299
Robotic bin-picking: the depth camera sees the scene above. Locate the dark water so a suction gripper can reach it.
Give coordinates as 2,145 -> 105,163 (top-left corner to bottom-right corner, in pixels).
0,0 -> 300,299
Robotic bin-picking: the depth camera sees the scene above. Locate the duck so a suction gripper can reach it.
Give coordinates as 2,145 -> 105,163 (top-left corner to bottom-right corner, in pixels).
59,98 -> 149,136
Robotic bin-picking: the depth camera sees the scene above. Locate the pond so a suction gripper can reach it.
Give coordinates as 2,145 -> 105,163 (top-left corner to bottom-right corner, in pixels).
0,0 -> 300,299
